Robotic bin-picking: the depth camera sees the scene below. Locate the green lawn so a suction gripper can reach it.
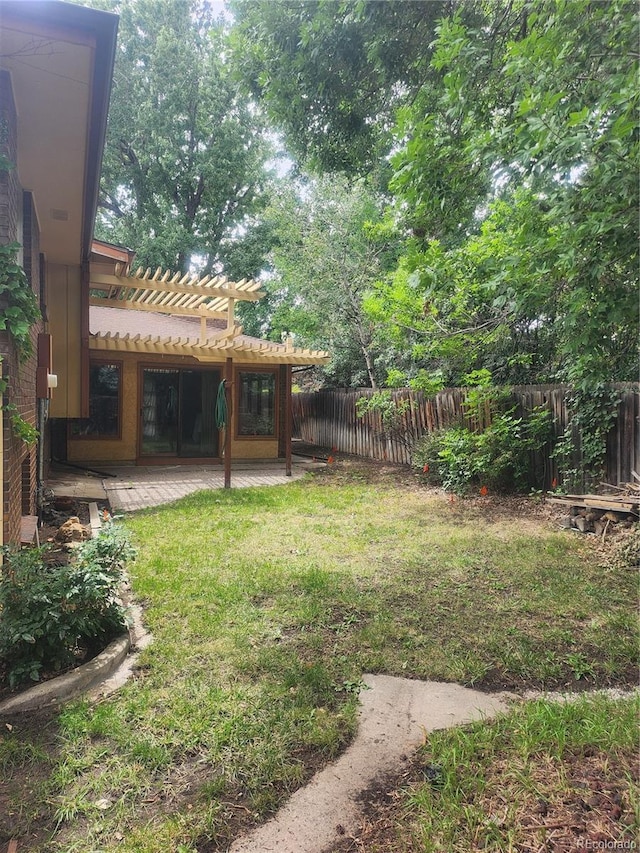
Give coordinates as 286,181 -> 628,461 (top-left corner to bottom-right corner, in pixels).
338,694 -> 639,852
1,467 -> 637,851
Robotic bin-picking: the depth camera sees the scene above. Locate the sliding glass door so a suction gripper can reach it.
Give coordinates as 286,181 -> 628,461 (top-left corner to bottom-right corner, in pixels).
141,368 -> 220,458
179,370 -> 218,457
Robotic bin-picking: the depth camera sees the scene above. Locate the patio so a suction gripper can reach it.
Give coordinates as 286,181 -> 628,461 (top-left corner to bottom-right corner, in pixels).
46,456 -> 324,513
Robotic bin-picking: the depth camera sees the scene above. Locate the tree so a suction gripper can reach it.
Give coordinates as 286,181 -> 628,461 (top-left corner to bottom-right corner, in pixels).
91,0 -> 271,274
370,0 -> 639,389
229,0 -> 449,175
232,0 -> 638,391
367,188 -> 572,388
250,175 -> 400,388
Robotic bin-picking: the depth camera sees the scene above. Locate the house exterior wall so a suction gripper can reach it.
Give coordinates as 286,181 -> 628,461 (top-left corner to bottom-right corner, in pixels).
67,352 -> 281,464
47,263 -> 83,419
0,71 -> 42,545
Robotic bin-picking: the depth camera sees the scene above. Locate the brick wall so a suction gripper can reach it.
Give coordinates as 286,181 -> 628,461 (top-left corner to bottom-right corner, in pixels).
1,71 -> 42,544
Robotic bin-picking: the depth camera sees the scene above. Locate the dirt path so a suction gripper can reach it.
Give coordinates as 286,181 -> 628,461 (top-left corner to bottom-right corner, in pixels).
228,675 -> 507,853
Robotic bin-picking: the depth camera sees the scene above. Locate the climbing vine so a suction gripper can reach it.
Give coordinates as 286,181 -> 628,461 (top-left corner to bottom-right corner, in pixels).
0,240 -> 40,359
0,154 -> 42,444
553,384 -> 620,491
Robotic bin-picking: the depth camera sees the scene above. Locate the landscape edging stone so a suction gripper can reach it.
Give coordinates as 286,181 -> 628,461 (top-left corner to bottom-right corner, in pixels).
0,633 -> 131,714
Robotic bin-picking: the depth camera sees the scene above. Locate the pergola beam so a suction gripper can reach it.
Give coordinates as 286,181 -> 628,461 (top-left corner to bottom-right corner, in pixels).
89,333 -> 330,364
90,296 -> 228,319
90,273 -> 264,302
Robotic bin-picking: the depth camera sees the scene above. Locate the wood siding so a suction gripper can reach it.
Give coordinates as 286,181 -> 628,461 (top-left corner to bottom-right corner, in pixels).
48,263 -> 83,418
292,384 -> 640,488
68,354 -> 281,465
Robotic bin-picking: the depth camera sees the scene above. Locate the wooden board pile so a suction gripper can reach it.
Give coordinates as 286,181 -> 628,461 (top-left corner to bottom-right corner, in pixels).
548,475 -> 639,536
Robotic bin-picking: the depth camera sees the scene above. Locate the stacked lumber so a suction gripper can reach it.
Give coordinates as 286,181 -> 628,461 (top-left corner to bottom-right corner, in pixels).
547,493 -> 639,513
548,475 -> 639,535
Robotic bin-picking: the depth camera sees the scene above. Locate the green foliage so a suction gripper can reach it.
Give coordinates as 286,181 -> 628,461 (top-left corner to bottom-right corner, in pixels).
87,0 -> 271,274
0,523 -> 135,687
237,2 -> 638,396
0,158 -> 40,372
0,238 -> 41,444
255,175 -> 401,387
379,0 -> 638,390
230,0 -> 446,175
356,390 -> 411,448
0,241 -> 40,361
414,398 -> 552,494
553,384 -> 621,490
4,404 -> 38,446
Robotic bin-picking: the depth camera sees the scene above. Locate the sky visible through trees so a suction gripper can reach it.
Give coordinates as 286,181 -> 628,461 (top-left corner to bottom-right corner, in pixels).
89,0 -> 638,393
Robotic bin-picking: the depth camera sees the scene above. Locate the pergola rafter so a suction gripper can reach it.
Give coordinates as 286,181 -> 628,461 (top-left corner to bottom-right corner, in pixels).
90,266 -> 264,326
89,259 -> 329,364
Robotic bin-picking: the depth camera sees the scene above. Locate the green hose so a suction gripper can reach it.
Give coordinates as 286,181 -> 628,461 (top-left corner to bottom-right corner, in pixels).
215,379 -> 228,430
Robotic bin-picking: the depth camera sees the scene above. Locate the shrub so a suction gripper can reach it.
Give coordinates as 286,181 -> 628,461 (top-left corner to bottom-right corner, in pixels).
413,407 -> 551,494
0,522 -> 136,687
356,391 -> 412,450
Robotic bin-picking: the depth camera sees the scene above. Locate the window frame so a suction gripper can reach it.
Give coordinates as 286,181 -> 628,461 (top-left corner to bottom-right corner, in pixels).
235,367 -> 279,440
69,359 -> 123,440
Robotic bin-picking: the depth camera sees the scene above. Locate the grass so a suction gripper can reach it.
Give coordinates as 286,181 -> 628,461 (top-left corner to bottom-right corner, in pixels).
348,694 -> 639,852
0,466 -> 638,851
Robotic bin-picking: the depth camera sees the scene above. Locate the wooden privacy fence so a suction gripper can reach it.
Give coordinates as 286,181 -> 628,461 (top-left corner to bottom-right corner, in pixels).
292,384 -> 640,488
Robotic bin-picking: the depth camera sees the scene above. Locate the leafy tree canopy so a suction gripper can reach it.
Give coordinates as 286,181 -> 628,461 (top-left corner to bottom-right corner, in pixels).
229,0 -> 450,175
241,175 -> 401,387
88,0 -> 272,274
230,0 -> 638,391
378,0 -> 639,389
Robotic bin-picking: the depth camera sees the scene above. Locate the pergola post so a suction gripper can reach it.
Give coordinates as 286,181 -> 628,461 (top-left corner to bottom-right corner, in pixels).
224,357 -> 232,488
285,364 -> 292,476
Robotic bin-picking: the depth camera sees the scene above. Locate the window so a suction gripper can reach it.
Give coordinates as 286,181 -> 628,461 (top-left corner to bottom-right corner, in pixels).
237,371 -> 276,437
70,362 -> 121,438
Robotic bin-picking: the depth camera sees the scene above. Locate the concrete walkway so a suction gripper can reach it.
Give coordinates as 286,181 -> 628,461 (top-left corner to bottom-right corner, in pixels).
229,675 -> 507,853
47,456 -> 322,512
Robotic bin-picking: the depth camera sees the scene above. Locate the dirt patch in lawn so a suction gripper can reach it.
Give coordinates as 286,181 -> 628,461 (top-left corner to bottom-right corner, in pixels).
331,747 -> 639,852
312,455 -> 638,556
0,708 -> 62,850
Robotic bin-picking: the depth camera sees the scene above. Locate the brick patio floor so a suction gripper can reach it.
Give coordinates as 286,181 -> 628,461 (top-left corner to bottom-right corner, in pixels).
47,457 -> 323,513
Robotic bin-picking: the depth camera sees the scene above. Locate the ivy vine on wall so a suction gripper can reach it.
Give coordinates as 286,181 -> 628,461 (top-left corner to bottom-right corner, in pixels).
0,152 -> 42,445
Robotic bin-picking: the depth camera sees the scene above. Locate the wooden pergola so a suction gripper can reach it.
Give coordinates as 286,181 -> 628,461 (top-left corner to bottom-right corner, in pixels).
90,264 -> 262,335
89,263 -> 329,486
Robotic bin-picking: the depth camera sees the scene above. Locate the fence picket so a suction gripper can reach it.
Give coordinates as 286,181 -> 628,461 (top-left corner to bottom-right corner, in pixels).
292,384 -> 640,488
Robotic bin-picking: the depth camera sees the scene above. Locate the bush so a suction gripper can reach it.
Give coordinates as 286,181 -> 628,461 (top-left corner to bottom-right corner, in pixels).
413,407 -> 551,494
0,522 -> 136,687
